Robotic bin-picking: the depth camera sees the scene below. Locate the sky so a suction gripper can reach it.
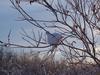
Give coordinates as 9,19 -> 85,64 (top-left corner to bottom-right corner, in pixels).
0,0 -> 100,47
0,0 -> 100,62
0,0 -> 24,43
0,0 -> 55,44
1,0 -> 100,45
0,0 -> 57,53
0,0 -> 43,44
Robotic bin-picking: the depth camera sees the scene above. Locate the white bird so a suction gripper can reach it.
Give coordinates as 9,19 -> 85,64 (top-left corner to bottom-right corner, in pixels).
46,31 -> 63,53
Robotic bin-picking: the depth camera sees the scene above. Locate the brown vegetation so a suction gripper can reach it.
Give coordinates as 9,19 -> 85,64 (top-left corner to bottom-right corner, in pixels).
0,47 -> 100,75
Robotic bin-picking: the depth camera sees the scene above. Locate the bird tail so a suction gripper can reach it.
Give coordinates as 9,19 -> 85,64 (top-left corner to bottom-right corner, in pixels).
42,45 -> 57,62
51,45 -> 57,54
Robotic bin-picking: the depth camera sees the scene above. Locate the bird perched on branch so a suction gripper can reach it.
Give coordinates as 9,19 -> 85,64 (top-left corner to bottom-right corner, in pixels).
46,31 -> 63,53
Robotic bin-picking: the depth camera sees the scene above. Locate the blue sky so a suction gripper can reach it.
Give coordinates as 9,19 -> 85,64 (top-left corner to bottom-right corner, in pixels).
0,0 -> 40,44
0,0 -> 100,46
0,0 -> 54,44
0,0 -> 49,54
0,0 -> 57,47
0,0 -> 22,42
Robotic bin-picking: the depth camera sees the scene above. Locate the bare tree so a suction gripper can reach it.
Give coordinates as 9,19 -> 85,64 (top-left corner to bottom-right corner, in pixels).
4,0 -> 100,66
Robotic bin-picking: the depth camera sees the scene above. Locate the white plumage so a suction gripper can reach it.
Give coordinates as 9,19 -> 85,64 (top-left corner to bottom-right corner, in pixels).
46,31 -> 63,45
46,31 -> 63,53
